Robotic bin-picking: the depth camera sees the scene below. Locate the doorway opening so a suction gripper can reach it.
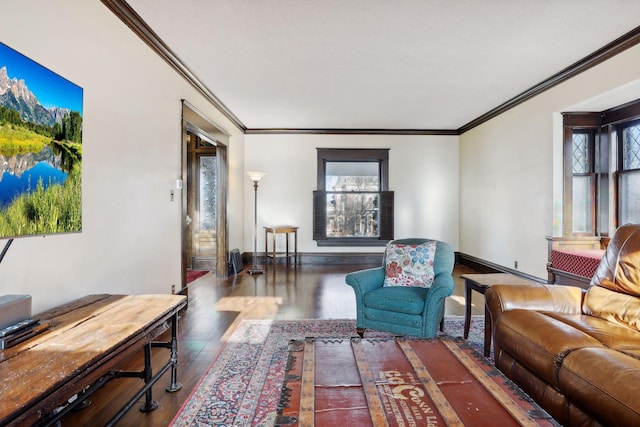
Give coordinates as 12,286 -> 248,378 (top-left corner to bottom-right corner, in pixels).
181,101 -> 229,292
186,132 -> 217,270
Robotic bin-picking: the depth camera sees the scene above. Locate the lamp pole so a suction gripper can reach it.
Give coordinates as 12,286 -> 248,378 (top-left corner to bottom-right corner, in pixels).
247,171 -> 265,274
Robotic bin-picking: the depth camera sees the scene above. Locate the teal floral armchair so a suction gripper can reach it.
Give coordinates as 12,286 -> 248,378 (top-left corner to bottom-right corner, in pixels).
345,238 -> 454,338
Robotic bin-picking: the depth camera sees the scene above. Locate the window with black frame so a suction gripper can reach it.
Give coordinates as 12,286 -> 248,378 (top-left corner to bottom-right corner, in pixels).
563,99 -> 640,237
618,120 -> 640,225
313,148 -> 393,246
562,112 -> 600,236
571,130 -> 596,234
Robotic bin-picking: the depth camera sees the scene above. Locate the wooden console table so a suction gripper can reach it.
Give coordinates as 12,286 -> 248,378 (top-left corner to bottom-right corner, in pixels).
0,293 -> 187,427
264,225 -> 298,264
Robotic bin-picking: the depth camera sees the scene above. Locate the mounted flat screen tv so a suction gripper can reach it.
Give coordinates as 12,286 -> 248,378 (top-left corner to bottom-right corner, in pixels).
0,42 -> 82,239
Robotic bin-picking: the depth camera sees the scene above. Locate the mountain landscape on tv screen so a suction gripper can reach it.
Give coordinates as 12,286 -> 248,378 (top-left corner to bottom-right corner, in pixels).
0,44 -> 83,239
0,67 -> 72,127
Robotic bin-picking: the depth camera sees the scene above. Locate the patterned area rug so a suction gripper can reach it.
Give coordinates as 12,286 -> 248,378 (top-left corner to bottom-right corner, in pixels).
170,316 -> 487,427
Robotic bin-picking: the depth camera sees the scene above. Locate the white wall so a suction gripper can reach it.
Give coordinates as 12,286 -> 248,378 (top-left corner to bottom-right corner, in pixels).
0,1 -> 245,313
460,43 -> 640,279
5,1 -> 639,313
244,133 -> 460,254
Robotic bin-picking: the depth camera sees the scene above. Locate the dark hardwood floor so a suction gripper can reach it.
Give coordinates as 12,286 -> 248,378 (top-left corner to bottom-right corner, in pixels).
61,262 -> 482,426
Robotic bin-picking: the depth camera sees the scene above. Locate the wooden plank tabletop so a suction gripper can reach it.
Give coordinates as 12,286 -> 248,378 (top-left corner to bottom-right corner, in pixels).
0,294 -> 186,426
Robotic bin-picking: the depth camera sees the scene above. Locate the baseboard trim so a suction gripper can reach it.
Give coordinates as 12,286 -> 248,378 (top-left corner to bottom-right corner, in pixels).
242,252 -> 383,265
241,251 -> 548,283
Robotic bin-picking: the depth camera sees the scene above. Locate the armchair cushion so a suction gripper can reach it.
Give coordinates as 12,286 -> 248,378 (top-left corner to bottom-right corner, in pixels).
364,286 -> 429,315
383,241 -> 436,288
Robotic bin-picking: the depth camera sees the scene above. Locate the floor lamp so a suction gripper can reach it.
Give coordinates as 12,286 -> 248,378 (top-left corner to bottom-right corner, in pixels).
247,171 -> 266,274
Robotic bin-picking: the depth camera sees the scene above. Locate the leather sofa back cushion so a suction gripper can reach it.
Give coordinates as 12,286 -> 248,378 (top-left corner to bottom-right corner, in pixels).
585,224 -> 640,331
589,223 -> 640,296
583,285 -> 640,332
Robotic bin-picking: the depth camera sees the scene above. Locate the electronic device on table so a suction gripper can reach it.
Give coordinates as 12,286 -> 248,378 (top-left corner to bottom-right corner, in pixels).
0,295 -> 50,349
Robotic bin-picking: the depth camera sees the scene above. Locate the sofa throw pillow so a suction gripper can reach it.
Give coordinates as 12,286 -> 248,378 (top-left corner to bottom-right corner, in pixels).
383,241 -> 436,288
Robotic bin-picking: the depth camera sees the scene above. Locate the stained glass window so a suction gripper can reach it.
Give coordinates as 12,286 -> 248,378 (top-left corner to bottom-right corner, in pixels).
571,132 -> 593,233
620,123 -> 640,224
199,155 -> 216,230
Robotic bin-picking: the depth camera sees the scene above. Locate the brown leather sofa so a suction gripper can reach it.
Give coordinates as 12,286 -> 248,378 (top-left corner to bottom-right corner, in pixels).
486,223 -> 640,427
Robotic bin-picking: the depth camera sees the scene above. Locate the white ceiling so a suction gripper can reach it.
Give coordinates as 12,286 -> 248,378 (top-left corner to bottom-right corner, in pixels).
124,0 -> 640,131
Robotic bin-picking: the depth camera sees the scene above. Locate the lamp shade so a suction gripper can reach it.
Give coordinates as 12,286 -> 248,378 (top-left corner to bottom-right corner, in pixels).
247,171 -> 266,182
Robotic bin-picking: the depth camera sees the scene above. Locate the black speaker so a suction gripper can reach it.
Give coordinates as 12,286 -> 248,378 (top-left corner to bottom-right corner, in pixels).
230,249 -> 243,275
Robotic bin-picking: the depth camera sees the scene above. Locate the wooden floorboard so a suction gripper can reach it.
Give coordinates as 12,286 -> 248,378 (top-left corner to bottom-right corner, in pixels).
60,263 -> 482,426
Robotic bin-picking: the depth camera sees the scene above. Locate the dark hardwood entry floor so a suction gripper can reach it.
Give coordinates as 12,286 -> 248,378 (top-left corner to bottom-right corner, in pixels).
61,263 -> 481,426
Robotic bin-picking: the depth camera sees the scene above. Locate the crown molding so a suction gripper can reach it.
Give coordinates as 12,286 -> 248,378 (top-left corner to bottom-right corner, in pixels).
103,1 -> 640,137
245,128 -> 459,135
457,25 -> 640,134
101,0 -> 247,132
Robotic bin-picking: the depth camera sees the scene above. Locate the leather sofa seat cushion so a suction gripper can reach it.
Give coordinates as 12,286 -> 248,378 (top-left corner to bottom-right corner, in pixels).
559,347 -> 640,426
545,312 -> 640,354
494,310 -> 603,387
363,286 -> 428,315
583,285 -> 640,332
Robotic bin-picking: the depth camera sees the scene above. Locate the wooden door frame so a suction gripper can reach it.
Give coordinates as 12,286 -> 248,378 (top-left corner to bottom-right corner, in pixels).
181,101 -> 229,292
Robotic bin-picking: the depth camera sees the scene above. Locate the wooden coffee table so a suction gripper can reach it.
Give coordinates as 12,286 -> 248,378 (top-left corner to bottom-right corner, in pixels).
461,273 -> 538,356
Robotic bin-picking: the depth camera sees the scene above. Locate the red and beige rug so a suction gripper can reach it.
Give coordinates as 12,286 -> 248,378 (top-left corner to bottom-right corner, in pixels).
186,269 -> 209,284
278,336 -> 556,426
170,317 -> 492,427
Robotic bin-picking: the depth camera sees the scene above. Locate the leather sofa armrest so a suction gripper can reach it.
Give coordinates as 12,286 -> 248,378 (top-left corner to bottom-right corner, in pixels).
486,284 -> 585,323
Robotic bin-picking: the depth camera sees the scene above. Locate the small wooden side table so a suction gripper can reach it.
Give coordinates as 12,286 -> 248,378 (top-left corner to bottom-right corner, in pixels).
461,273 -> 538,357
264,226 -> 299,264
